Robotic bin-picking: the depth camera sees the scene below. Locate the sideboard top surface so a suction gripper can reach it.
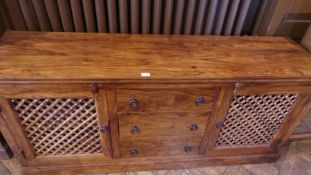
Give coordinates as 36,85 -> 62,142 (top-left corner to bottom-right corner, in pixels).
0,31 -> 310,82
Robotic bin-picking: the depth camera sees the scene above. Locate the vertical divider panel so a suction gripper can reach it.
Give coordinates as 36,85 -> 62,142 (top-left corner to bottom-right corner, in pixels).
106,87 -> 121,159
94,89 -> 113,158
0,98 -> 35,161
44,0 -> 63,32
198,86 -> 234,154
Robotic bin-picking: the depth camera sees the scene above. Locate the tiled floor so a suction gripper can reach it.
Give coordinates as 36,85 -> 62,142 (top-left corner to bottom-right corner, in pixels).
1,140 -> 311,175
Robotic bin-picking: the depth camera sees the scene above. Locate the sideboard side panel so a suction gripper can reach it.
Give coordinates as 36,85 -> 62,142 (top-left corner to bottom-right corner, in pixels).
271,94 -> 311,150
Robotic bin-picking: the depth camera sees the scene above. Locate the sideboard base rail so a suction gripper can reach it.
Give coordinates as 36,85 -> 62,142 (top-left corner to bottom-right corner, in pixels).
22,153 -> 280,175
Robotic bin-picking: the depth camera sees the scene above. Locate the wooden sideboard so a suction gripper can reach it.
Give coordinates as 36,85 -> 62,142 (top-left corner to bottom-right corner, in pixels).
0,31 -> 310,175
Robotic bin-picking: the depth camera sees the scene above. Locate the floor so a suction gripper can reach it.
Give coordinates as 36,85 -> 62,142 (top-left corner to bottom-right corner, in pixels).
0,140 -> 310,175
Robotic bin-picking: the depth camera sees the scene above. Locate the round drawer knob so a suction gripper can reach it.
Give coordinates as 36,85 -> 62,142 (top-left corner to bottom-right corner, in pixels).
130,148 -> 138,156
130,125 -> 139,134
216,122 -> 225,129
195,96 -> 205,105
100,125 -> 109,133
129,98 -> 139,108
184,146 -> 192,153
190,123 -> 198,131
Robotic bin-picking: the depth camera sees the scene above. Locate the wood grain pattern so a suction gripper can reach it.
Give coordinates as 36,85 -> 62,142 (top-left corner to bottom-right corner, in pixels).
0,84 -> 94,98
119,112 -> 211,137
0,31 -> 310,82
235,82 -> 311,95
116,88 -> 217,112
119,135 -> 204,158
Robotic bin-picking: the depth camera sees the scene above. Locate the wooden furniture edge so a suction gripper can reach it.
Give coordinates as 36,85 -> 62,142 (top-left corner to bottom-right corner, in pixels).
288,131 -> 311,141
271,94 -> 311,150
21,153 -> 280,175
0,78 -> 311,85
0,98 -> 35,161
199,86 -> 234,154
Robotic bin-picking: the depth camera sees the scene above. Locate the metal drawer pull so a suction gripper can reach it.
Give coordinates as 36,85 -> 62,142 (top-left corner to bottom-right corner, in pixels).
190,123 -> 198,131
129,97 -> 139,108
216,122 -> 225,129
130,125 -> 139,134
184,146 -> 192,153
131,148 -> 138,156
195,96 -> 205,105
100,125 -> 109,133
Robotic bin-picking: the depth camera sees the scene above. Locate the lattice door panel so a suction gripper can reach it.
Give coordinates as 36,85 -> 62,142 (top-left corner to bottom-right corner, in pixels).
216,94 -> 298,147
11,98 -> 102,156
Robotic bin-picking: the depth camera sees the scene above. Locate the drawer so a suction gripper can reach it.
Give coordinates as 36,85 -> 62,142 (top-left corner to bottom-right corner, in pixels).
119,112 -> 210,137
120,136 -> 203,158
116,88 -> 217,112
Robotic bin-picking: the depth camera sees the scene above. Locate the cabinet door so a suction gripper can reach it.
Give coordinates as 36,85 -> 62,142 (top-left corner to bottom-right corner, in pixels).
0,84 -> 112,166
199,83 -> 311,156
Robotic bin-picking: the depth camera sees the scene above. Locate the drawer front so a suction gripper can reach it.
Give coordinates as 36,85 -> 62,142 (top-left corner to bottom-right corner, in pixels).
120,136 -> 203,158
116,88 -> 217,112
119,112 -> 210,137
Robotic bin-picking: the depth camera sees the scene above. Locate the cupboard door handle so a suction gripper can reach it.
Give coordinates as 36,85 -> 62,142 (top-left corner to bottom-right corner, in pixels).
190,123 -> 198,131
184,146 -> 192,153
195,96 -> 205,105
129,98 -> 139,108
216,122 -> 225,129
131,148 -> 138,156
130,125 -> 139,134
100,125 -> 109,133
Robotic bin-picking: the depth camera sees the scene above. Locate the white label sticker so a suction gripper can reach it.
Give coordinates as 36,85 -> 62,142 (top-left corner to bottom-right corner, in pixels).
141,72 -> 151,77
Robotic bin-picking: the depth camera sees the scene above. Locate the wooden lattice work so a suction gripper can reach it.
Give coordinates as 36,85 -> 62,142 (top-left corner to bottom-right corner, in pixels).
11,98 -> 102,156
216,94 -> 298,147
